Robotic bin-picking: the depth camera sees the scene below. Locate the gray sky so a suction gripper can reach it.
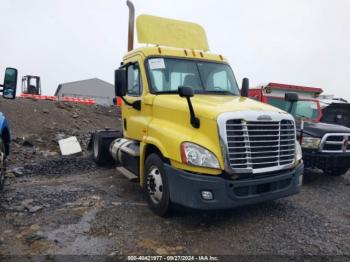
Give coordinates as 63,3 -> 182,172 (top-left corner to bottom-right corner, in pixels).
1,0 -> 350,98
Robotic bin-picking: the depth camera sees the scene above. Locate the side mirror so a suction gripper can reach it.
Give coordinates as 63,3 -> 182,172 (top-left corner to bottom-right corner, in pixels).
241,78 -> 249,97
178,86 -> 194,98
178,86 -> 199,128
114,68 -> 127,97
2,67 -> 18,99
285,92 -> 299,102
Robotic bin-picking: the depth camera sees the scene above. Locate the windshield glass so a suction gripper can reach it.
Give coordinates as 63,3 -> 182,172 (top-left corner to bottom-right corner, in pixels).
267,97 -> 319,120
147,58 -> 240,95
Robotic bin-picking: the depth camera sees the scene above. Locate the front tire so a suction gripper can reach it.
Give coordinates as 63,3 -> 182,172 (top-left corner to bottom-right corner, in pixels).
323,168 -> 349,176
0,138 -> 6,190
144,153 -> 171,217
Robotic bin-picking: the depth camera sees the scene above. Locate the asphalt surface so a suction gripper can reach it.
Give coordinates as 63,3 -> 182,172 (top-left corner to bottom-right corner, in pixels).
0,99 -> 349,259
0,155 -> 349,257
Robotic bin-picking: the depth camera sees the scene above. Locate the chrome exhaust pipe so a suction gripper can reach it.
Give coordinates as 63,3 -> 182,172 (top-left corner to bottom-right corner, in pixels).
126,0 -> 135,52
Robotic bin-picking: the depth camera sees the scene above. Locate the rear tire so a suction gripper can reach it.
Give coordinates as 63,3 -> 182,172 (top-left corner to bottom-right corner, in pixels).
323,168 -> 349,176
0,138 -> 6,191
92,132 -> 115,166
144,153 -> 171,217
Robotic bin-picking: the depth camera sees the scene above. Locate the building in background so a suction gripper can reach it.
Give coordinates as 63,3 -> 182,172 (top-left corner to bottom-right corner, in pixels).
55,78 -> 114,106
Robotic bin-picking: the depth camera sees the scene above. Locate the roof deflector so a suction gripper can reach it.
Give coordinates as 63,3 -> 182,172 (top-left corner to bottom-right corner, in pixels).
136,15 -> 209,51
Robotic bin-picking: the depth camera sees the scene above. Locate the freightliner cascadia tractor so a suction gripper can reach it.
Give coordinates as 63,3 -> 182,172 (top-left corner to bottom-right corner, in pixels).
0,67 -> 18,189
92,1 -> 304,216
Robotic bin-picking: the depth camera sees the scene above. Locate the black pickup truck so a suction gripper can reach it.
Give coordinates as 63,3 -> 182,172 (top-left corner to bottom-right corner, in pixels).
267,96 -> 350,176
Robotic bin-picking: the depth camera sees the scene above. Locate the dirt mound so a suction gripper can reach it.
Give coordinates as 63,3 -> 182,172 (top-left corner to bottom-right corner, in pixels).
0,97 -> 121,166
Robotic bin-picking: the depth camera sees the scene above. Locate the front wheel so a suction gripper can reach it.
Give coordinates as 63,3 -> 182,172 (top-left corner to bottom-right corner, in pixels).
323,168 -> 349,176
144,154 -> 171,217
0,138 -> 6,190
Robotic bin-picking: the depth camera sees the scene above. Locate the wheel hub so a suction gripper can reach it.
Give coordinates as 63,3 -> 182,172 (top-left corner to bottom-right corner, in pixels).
147,166 -> 163,204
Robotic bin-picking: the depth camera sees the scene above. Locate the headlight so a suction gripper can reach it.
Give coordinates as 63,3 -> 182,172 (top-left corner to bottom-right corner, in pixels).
295,141 -> 302,161
301,136 -> 321,149
181,142 -> 220,169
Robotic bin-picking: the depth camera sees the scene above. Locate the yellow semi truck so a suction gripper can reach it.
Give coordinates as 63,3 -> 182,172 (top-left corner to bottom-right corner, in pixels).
92,1 -> 304,216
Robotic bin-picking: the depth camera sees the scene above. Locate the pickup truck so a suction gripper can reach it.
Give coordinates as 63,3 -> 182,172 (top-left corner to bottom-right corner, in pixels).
0,67 -> 17,189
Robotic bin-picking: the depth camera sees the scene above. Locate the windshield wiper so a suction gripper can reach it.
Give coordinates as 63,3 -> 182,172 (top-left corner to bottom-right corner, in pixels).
154,90 -> 179,94
198,90 -> 236,95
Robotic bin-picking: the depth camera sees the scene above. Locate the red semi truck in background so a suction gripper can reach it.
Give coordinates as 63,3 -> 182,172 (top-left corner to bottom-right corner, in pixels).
249,83 -> 323,122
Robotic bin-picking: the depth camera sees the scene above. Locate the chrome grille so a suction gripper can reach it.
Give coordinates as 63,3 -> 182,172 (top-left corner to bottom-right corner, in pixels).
226,119 -> 295,171
320,133 -> 350,153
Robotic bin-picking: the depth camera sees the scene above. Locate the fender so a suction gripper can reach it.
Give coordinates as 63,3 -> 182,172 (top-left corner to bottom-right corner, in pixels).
0,112 -> 11,155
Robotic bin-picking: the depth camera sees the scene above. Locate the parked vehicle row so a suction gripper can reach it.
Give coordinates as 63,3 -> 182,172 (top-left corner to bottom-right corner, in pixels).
249,84 -> 350,176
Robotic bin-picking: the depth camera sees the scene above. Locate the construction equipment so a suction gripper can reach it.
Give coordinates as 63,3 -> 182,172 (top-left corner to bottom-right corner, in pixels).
22,75 -> 41,95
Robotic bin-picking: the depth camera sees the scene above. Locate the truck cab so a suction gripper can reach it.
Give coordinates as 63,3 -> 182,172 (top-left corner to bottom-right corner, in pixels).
92,5 -> 303,216
249,83 -> 323,122
319,98 -> 350,128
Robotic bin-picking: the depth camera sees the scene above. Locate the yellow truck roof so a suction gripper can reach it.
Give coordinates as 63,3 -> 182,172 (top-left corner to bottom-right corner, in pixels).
136,14 -> 209,51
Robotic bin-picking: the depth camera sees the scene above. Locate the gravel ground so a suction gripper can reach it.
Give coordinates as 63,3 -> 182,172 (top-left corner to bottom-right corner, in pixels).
0,98 -> 349,259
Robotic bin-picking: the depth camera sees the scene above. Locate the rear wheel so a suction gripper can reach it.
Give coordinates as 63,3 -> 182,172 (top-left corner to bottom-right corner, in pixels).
144,153 -> 171,217
323,168 -> 349,176
92,132 -> 115,166
0,138 -> 6,190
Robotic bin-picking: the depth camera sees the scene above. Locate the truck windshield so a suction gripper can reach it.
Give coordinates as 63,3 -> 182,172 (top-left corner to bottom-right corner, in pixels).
267,97 -> 319,120
147,58 -> 240,95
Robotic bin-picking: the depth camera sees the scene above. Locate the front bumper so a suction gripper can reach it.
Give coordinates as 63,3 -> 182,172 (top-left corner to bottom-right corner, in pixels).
165,163 -> 304,210
303,149 -> 350,170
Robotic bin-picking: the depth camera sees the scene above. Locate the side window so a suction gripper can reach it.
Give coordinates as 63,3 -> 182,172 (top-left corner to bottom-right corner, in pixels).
127,64 -> 142,96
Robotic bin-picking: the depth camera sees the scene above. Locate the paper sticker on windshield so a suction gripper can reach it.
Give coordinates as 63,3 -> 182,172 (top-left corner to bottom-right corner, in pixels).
149,58 -> 165,70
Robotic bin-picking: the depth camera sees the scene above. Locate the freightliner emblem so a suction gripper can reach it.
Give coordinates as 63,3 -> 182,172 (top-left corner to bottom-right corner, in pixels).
257,115 -> 272,121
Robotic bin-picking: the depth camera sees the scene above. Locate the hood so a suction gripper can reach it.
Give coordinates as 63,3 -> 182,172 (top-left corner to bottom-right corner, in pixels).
297,119 -> 350,137
153,95 -> 285,120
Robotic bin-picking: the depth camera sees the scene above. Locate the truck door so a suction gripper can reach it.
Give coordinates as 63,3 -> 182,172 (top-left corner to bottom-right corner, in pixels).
122,57 -> 152,141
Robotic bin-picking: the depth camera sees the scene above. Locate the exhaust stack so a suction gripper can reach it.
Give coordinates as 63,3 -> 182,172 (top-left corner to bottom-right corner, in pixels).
126,0 -> 135,52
